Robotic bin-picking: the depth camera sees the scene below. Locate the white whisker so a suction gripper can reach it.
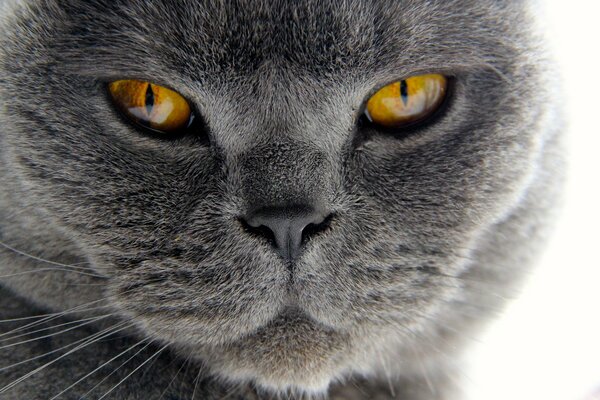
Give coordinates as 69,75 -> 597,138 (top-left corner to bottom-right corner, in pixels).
0,315 -> 110,343
0,268 -> 106,279
398,318 -> 476,389
411,341 -> 436,395
0,300 -> 110,340
159,355 -> 191,400
49,337 -> 149,400
0,240 -> 101,272
191,359 -> 205,400
377,347 -> 395,398
78,323 -> 172,400
0,321 -> 134,394
0,322 -> 127,373
0,308 -> 104,324
96,343 -> 169,400
0,314 -> 111,351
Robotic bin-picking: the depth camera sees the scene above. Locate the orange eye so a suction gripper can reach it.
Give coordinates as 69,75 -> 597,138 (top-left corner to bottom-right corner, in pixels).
108,80 -> 192,133
365,74 -> 448,128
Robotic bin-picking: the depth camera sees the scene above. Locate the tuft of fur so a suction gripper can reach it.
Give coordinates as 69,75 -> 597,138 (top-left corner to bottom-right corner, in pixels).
0,0 -> 563,399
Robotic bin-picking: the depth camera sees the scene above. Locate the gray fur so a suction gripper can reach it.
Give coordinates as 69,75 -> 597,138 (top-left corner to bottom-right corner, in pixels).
0,0 -> 563,399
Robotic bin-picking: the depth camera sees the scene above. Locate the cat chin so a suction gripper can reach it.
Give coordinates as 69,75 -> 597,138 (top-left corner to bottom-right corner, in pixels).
216,363 -> 335,397
181,310 -> 363,395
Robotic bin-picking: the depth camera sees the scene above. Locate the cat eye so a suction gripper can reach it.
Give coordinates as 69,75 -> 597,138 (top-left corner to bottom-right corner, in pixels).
108,79 -> 193,134
364,74 -> 448,129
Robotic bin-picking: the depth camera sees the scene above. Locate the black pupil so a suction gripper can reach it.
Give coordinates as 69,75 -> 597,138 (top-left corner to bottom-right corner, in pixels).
145,84 -> 154,116
400,80 -> 408,106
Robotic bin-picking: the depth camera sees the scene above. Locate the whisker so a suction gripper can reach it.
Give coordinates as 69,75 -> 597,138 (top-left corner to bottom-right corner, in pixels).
0,315 -> 110,343
0,240 -> 101,272
409,324 -> 476,386
78,321 -> 172,399
0,307 -> 107,324
409,341 -> 436,395
0,321 -> 134,394
0,281 -> 156,344
179,355 -> 195,398
49,337 -> 149,400
78,341 -> 154,399
0,268 -> 106,279
0,322 -> 130,373
0,314 -> 59,324
159,355 -> 191,400
397,309 -> 484,345
219,382 -> 245,400
0,300 -> 110,340
67,283 -> 110,287
191,357 -> 209,400
373,345 -> 395,398
385,319 -> 475,394
96,343 -> 169,400
0,314 -> 112,351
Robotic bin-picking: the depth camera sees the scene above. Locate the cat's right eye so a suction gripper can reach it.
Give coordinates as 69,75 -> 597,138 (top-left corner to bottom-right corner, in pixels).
108,79 -> 193,134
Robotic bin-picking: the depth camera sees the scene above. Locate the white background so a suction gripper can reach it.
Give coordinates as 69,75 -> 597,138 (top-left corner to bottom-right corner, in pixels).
465,1 -> 600,400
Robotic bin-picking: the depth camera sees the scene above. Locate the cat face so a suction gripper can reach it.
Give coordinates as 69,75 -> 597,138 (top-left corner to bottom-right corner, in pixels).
0,0 -> 549,393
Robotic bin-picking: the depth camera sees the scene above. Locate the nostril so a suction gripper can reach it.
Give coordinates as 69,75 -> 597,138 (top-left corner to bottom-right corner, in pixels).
301,213 -> 334,245
239,217 -> 277,246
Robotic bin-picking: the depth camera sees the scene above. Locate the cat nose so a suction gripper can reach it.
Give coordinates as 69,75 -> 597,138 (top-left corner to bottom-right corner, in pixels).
242,205 -> 332,263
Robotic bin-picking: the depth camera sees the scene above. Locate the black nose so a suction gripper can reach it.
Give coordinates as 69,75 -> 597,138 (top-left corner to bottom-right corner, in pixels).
242,205 -> 332,262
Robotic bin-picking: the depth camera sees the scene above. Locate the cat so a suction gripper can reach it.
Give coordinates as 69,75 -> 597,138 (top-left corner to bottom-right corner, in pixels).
0,0 -> 563,399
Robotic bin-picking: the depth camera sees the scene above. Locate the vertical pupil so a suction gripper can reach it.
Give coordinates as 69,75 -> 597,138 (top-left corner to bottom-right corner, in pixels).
400,80 -> 408,106
145,83 -> 154,116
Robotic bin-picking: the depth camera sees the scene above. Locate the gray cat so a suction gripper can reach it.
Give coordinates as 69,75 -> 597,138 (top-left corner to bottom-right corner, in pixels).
0,0 -> 563,399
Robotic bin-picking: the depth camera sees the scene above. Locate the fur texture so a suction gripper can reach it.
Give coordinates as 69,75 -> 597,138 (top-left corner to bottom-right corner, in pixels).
0,0 -> 562,398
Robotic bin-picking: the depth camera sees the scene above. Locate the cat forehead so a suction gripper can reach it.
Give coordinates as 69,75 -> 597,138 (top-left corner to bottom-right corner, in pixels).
48,0 -> 527,81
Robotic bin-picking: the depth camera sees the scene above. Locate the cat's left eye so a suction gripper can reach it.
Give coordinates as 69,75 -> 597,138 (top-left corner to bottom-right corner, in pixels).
108,79 -> 193,134
364,74 -> 448,129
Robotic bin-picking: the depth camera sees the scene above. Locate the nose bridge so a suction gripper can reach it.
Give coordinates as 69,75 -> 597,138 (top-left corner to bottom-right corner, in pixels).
239,138 -> 331,209
236,137 -> 335,263
229,93 -> 339,263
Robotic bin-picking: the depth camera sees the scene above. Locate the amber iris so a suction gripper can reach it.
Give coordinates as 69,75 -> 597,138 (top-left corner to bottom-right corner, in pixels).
108,80 -> 192,133
365,74 -> 447,128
